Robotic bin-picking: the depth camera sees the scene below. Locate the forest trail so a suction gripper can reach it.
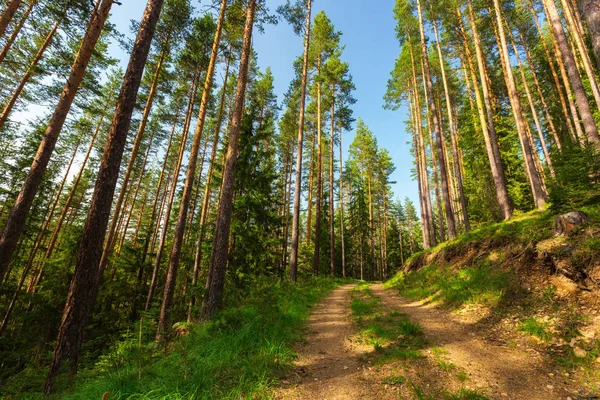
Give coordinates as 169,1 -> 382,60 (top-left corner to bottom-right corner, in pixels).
274,284 -> 399,400
275,283 -> 576,400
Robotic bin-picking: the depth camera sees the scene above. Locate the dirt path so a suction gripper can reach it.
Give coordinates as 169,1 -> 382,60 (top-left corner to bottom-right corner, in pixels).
371,283 -> 573,400
275,283 -> 578,400
274,284 -> 397,400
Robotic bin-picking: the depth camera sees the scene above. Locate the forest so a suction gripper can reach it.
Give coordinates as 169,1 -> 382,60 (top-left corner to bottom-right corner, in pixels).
0,0 -> 599,398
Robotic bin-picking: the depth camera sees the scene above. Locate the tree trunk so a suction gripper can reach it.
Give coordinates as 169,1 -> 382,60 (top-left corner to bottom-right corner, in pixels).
508,33 -> 556,177
146,68 -> 200,310
188,55 -> 231,322
416,0 -> 457,239
0,0 -> 35,63
0,132 -> 83,336
409,91 -> 431,250
0,0 -> 22,39
432,18 -> 470,232
517,29 -> 562,151
339,125 -> 346,276
329,88 -> 335,278
289,0 -> 312,283
44,0 -> 162,392
313,56 -> 323,276
491,0 -> 547,208
204,0 -> 257,319
0,0 -> 113,288
305,131 -> 315,246
408,38 -> 436,247
560,0 -> 600,108
156,0 -> 227,340
99,47 -> 166,274
543,0 -> 600,145
581,0 -> 600,68
0,19 -> 60,130
463,0 -> 513,220
39,113 -> 104,274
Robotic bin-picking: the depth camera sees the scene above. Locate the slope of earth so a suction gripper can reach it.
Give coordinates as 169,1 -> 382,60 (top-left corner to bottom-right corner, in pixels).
387,207 -> 600,398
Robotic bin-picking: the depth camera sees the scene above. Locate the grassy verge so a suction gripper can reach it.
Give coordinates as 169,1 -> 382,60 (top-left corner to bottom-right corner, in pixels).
5,277 -> 343,399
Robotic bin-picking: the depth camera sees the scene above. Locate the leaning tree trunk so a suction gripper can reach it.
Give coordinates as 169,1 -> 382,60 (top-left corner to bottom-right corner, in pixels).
0,0 -> 22,39
581,0 -> 600,68
39,113 -> 104,274
98,47 -> 167,274
0,0 -> 35,63
408,38 -> 436,247
463,0 -> 513,220
188,55 -> 231,322
492,0 -> 548,208
0,0 -> 113,288
145,69 -> 200,310
416,0 -> 457,239
204,0 -> 257,320
155,0 -> 227,341
0,19 -> 60,130
289,0 -> 312,282
544,0 -> 600,145
560,0 -> 600,108
44,0 -> 163,393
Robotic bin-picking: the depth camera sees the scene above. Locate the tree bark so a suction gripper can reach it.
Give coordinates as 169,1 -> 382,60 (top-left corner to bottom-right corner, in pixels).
313,56 -> 323,276
0,0 -> 35,64
289,0 -> 312,282
99,48 -> 166,274
204,0 -> 257,319
416,0 -> 456,240
188,55 -> 231,322
431,17 -> 470,232
0,0 -> 113,288
408,38 -> 436,247
146,68 -> 201,310
463,0 -> 513,220
492,0 -> 548,208
156,0 -> 227,340
544,0 -> 600,145
339,123 -> 346,276
329,87 -> 335,278
581,0 -> 600,68
305,130 -> 315,245
560,0 -> 600,108
44,0 -> 163,392
0,0 -> 22,39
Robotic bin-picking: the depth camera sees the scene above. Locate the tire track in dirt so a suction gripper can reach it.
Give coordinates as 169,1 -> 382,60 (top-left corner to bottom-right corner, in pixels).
273,284 -> 398,400
372,283 -> 573,400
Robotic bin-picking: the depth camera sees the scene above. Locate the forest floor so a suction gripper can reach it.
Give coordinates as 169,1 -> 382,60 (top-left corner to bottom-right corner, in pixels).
273,282 -> 594,400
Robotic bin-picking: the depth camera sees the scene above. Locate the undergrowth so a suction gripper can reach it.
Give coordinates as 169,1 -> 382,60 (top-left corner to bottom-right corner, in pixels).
4,277 -> 343,399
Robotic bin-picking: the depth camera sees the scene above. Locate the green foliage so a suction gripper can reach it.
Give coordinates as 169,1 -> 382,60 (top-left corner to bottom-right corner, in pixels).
3,277 -> 341,399
519,317 -> 551,341
386,262 -> 515,310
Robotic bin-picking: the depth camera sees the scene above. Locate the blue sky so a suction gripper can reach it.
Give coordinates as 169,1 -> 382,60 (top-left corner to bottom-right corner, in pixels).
108,0 -> 417,205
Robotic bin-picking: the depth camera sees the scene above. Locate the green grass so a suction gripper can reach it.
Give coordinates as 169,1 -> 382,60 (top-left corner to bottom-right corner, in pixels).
385,262 -> 516,310
381,375 -> 406,385
350,286 -> 426,362
4,277 -> 342,399
519,317 -> 551,341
